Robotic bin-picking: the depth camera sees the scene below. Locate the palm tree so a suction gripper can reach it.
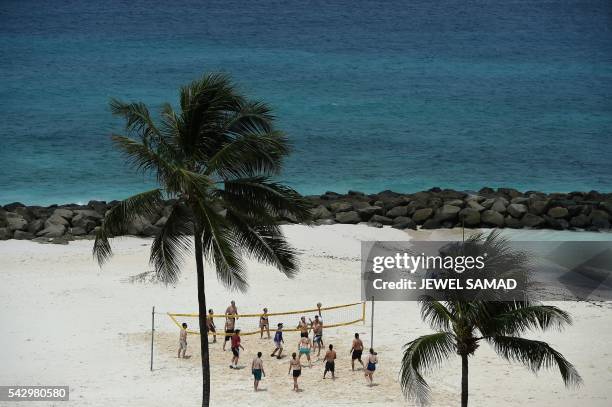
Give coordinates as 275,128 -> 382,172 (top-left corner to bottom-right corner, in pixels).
93,73 -> 311,407
400,231 -> 582,407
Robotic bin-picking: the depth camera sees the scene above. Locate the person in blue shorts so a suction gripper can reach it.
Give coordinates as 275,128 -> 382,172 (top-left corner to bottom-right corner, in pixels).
251,352 -> 266,391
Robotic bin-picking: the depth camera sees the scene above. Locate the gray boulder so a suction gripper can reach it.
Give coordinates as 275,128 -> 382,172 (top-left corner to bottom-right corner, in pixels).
392,217 -> 416,230
521,213 -> 545,228
311,205 -> 333,219
435,204 -> 460,222
357,205 -> 383,220
569,214 -> 589,228
504,216 -> 522,229
330,202 -> 353,213
444,199 -> 464,207
45,214 -> 69,228
0,228 -> 12,240
127,215 -> 151,235
590,210 -> 610,229
481,198 -> 495,209
544,216 -> 569,230
53,208 -> 74,220
507,203 -> 528,218
491,198 -> 509,214
71,227 -> 88,236
412,208 -> 433,224
481,210 -> 504,227
27,219 -> 45,234
510,197 -> 530,205
73,209 -> 103,221
547,207 -> 569,219
335,211 -> 361,224
37,224 -> 66,238
13,230 -> 34,240
458,208 -> 480,227
72,214 -> 97,232
370,215 -> 393,225
466,200 -> 486,212
386,206 -> 408,218
600,201 -> 612,214
529,199 -> 549,215
6,213 -> 28,231
421,219 -> 441,229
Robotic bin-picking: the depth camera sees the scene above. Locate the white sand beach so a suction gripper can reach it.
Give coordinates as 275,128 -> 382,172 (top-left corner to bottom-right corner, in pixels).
1,225 -> 611,406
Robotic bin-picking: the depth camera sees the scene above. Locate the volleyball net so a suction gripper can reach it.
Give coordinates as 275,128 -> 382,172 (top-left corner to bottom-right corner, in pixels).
167,301 -> 366,336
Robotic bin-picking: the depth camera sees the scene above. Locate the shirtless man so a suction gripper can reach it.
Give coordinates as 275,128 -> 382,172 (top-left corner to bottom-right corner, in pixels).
178,322 -> 188,358
323,344 -> 337,379
297,316 -> 309,338
259,307 -> 270,339
206,309 -> 217,343
251,352 -> 266,391
311,315 -> 324,356
225,300 -> 238,320
223,301 -> 238,351
349,333 -> 364,371
297,335 -> 312,367
223,316 -> 236,351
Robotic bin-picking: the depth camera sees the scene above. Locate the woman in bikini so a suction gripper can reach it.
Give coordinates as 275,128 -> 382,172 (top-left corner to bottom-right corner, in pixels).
259,307 -> 270,339
288,352 -> 302,391
364,348 -> 378,386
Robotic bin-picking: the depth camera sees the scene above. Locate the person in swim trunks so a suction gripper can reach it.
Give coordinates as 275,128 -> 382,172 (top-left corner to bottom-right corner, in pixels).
251,352 -> 266,391
271,323 -> 284,359
323,344 -> 337,379
229,329 -> 244,369
297,316 -> 309,338
178,322 -> 188,358
350,332 -> 364,371
223,317 -> 235,351
297,335 -> 312,367
311,315 -> 324,356
364,348 -> 378,386
206,309 -> 217,343
288,352 -> 302,391
259,307 -> 270,339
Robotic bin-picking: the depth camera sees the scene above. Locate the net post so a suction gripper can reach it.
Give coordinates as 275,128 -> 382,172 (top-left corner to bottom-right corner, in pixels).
370,296 -> 374,348
362,301 -> 366,324
150,305 -> 155,371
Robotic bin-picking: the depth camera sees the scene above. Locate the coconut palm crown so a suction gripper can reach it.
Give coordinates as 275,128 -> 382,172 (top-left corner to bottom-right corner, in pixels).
93,73 -> 311,407
400,231 -> 582,407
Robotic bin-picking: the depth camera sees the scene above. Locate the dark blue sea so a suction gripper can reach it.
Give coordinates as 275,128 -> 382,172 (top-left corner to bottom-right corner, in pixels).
1,0 -> 611,205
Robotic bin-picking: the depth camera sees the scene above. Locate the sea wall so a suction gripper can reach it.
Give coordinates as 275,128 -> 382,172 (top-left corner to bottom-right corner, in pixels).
1,187 -> 611,244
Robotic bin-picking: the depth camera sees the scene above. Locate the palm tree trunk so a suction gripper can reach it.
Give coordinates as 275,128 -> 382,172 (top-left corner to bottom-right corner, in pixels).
194,228 -> 211,407
461,354 -> 469,407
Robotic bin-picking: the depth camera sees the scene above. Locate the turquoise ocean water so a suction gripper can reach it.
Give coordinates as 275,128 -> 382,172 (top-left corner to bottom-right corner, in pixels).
1,0 -> 611,205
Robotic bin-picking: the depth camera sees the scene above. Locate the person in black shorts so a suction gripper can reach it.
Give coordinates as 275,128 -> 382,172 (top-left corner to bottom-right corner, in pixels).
288,352 -> 302,391
350,333 -> 364,371
323,344 -> 337,379
223,316 -> 235,351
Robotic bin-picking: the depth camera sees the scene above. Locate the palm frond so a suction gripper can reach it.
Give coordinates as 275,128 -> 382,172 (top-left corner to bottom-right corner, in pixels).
485,304 -> 572,336
220,176 -> 312,223
149,203 -> 193,284
205,131 -> 290,178
488,335 -> 582,387
110,98 -> 161,143
400,332 -> 456,405
419,297 -> 455,331
226,210 -> 299,278
93,188 -> 163,265
193,199 -> 248,291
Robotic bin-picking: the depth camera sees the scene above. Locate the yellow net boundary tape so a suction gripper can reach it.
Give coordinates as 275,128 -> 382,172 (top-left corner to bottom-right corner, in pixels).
167,301 -> 366,336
